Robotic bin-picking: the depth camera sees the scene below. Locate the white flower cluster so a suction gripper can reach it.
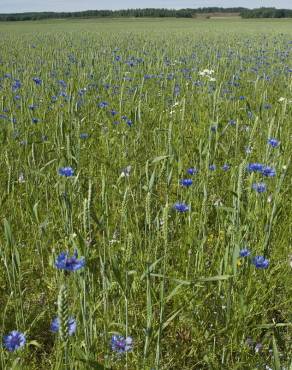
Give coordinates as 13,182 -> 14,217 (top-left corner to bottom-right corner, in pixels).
278,97 -> 292,103
199,69 -> 216,81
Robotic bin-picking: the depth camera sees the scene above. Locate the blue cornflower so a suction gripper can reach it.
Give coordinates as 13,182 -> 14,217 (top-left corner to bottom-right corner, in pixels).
180,179 -> 193,187
222,164 -> 230,171
127,60 -> 135,67
126,119 -> 133,127
210,125 -> 217,132
58,80 -> 67,88
58,167 -> 74,177
174,84 -> 180,96
3,331 -> 26,352
32,77 -> 42,85
267,138 -> 279,148
55,250 -> 85,271
209,164 -> 216,171
187,167 -> 198,175
12,79 -> 21,91
228,119 -> 236,126
32,117 -> 39,124
113,121 -> 120,125
111,335 -> 133,354
80,133 -> 89,139
239,248 -> 251,257
51,317 -> 76,335
173,202 -> 189,213
78,88 -> 86,96
262,166 -> 276,177
247,163 -> 264,172
239,95 -> 245,100
98,101 -> 108,108
252,256 -> 269,269
110,109 -> 118,116
252,182 -> 267,193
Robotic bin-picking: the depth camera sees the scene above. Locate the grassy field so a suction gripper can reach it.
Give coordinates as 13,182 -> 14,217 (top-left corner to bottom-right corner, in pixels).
0,18 -> 291,369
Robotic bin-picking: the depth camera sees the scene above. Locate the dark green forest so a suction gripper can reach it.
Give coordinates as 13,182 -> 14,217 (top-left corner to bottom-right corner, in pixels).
241,8 -> 292,18
0,7 -> 292,21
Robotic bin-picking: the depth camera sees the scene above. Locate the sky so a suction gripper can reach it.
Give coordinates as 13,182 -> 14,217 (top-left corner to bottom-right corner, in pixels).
1,0 -> 292,13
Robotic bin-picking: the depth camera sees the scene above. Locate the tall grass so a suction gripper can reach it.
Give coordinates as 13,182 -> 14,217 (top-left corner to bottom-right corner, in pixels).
0,18 -> 291,369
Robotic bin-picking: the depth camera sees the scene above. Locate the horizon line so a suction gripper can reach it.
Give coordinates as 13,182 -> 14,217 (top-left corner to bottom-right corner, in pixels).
1,6 -> 291,15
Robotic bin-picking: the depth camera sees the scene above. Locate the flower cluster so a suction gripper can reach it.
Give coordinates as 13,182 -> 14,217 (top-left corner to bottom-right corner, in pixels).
180,179 -> 193,187
247,163 -> 276,177
252,256 -> 269,269
51,317 -> 77,335
239,248 -> 269,269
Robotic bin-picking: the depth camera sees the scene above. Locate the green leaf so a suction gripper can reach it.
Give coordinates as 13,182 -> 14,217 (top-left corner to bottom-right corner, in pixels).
148,168 -> 156,190
111,257 -> 125,294
140,258 -> 163,280
198,275 -> 232,282
151,155 -> 169,164
3,218 -> 14,247
149,273 -> 232,284
165,282 -> 185,303
155,307 -> 183,338
27,340 -> 42,348
272,336 -> 281,370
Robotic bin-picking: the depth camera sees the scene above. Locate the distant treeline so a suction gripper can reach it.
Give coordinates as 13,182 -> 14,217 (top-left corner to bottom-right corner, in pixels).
0,7 -> 292,21
241,8 -> 292,18
0,8 -> 243,21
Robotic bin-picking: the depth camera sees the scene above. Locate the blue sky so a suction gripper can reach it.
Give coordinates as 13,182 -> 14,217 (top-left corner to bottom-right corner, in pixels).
1,0 -> 292,13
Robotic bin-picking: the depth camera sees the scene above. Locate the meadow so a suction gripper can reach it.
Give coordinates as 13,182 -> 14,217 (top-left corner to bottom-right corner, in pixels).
0,18 -> 291,369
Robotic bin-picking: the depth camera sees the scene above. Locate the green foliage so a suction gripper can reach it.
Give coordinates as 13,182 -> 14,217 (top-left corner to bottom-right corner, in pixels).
241,7 -> 292,18
0,18 -> 291,370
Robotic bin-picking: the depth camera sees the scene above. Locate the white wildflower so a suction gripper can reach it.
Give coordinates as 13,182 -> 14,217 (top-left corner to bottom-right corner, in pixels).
120,165 -> 132,178
18,173 -> 25,183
